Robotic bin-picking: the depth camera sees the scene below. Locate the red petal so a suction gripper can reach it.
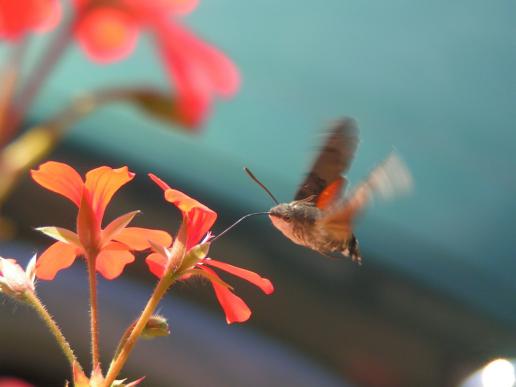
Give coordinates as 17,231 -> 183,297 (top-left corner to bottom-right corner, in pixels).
0,0 -> 61,40
145,253 -> 167,278
171,22 -> 239,97
84,166 -> 135,221
201,266 -> 251,324
75,7 -> 139,63
185,207 -> 217,250
148,173 -> 170,191
113,227 -> 172,251
36,242 -> 78,280
0,377 -> 34,387
95,246 -> 134,279
33,0 -> 61,33
31,162 -> 84,207
204,259 -> 274,295
155,0 -> 198,15
149,173 -> 217,248
134,0 -> 198,16
155,20 -> 239,127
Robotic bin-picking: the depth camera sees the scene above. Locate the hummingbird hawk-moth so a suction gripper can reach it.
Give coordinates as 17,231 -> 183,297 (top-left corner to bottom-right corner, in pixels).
248,117 -> 412,263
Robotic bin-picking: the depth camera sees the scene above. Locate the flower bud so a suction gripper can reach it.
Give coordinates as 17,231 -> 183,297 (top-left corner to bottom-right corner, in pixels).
0,255 -> 36,299
141,314 -> 170,339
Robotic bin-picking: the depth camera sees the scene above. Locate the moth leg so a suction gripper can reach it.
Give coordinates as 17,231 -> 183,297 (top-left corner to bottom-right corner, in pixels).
343,234 -> 362,264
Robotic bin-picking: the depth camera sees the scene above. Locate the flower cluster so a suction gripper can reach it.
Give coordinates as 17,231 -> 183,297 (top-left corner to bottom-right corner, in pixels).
31,162 -> 273,324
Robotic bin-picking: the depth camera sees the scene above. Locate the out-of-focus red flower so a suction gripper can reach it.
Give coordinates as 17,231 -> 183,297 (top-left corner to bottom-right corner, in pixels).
146,173 -> 273,324
0,377 -> 35,387
0,0 -> 61,40
72,0 -> 239,127
31,162 -> 172,280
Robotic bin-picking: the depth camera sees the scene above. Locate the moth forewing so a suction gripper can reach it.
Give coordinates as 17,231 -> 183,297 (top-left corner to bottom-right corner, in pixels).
295,118 -> 359,202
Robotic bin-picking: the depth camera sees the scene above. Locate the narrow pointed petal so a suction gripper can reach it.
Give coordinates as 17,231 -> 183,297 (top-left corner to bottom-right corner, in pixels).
84,166 -> 135,220
167,22 -> 239,97
201,266 -> 251,324
72,361 -> 89,386
155,20 -> 239,127
96,245 -> 134,279
36,226 -> 81,247
102,210 -> 141,245
36,242 -> 78,280
75,7 -> 138,63
125,376 -> 146,387
112,227 -> 172,251
204,259 -> 274,295
145,253 -> 167,278
31,162 -> 84,206
164,0 -> 199,15
25,254 -> 37,285
148,173 -> 171,191
148,173 -> 217,248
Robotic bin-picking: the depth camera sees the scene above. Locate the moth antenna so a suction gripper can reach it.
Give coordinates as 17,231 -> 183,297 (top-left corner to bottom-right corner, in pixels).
244,167 -> 280,205
211,212 -> 271,243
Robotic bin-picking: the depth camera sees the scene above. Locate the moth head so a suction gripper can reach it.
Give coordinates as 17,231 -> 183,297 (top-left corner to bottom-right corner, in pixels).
269,203 -> 294,223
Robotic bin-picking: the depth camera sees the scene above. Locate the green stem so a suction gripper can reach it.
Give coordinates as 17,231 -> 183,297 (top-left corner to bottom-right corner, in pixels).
86,252 -> 101,371
0,40 -> 28,144
103,273 -> 175,386
2,14 -> 74,146
103,226 -> 187,386
24,290 -> 81,373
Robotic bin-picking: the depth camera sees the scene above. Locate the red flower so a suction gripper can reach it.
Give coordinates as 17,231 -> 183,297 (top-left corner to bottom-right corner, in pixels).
31,162 -> 172,280
0,0 -> 61,40
146,173 -> 273,324
72,0 -> 239,127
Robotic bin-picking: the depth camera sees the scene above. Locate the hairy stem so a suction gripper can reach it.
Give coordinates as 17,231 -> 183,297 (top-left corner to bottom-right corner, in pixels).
103,227 -> 187,386
24,290 -> 81,373
86,253 -> 101,371
103,273 -> 174,386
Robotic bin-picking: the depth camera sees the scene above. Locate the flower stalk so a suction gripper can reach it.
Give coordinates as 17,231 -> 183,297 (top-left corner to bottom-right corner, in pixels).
86,251 -> 101,370
24,290 -> 80,373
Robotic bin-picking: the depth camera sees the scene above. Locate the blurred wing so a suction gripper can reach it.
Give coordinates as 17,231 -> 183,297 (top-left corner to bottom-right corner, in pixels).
295,117 -> 359,202
320,152 -> 413,238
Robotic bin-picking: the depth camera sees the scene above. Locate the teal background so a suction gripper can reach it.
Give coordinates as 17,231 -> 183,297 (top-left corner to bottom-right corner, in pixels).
28,0 -> 516,326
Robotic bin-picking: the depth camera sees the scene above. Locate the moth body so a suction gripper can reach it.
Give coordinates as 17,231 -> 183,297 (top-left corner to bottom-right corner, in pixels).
269,200 -> 361,261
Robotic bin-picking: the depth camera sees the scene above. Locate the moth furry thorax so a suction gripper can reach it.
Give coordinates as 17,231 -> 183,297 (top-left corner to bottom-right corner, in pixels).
269,200 -> 361,262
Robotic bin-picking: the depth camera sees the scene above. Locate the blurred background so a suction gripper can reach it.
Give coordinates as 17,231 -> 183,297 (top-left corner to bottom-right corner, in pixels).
0,0 -> 515,386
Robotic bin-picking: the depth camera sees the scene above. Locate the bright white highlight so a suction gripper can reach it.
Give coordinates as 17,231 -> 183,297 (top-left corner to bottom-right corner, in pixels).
481,358 -> 515,387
